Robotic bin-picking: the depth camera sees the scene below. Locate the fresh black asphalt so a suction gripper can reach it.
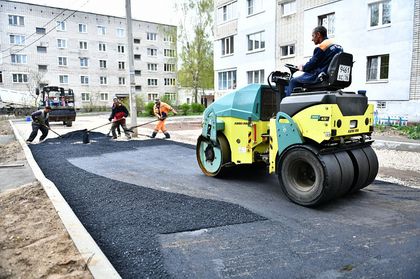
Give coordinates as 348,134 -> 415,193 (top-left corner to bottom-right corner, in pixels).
29,131 -> 266,278
29,131 -> 420,278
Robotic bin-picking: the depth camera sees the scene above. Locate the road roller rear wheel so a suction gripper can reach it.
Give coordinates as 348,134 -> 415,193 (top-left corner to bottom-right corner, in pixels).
196,135 -> 230,177
347,148 -> 368,193
278,147 -> 343,206
362,146 -> 379,187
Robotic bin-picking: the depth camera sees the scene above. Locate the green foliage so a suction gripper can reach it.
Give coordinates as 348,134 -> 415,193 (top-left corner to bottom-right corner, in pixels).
145,102 -> 155,116
191,103 -> 205,113
375,124 -> 420,140
179,103 -> 190,115
82,105 -> 108,112
119,96 -> 145,116
161,95 -> 174,107
396,124 -> 420,140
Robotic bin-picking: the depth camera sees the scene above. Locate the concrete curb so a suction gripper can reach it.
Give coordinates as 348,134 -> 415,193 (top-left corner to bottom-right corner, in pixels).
9,120 -> 121,279
372,139 -> 420,152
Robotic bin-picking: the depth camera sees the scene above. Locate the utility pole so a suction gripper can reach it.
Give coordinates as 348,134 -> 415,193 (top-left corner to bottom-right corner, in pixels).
125,0 -> 137,136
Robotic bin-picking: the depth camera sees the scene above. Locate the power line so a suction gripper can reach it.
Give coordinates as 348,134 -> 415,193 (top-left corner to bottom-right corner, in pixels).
1,4 -> 75,54
1,0 -> 91,60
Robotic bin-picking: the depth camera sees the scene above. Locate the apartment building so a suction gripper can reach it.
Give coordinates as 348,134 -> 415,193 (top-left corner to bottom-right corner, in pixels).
213,0 -> 277,98
0,0 -> 177,108
276,0 -> 419,122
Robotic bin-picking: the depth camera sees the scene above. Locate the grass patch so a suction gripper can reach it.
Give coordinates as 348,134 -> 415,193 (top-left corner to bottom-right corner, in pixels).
375,124 -> 420,140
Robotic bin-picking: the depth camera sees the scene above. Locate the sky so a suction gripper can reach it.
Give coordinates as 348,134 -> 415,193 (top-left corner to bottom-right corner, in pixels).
13,0 -> 179,25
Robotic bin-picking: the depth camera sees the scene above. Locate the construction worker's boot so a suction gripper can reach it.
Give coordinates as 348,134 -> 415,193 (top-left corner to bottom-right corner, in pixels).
164,132 -> 170,139
150,131 -> 157,138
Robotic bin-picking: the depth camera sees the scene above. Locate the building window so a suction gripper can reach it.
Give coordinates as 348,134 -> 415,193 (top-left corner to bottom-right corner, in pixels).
134,38 -> 141,44
247,69 -> 265,84
164,35 -> 174,42
247,0 -> 263,15
97,25 -> 106,35
164,78 -> 176,86
100,60 -> 107,68
218,70 -> 237,90
58,56 -> 68,66
37,46 -> 47,53
164,63 -> 175,72
8,15 -> 25,26
79,41 -> 88,50
9,34 -> 25,45
147,32 -> 157,41
99,43 -> 106,51
148,93 -> 158,101
148,79 -> 158,86
134,54 -> 141,60
376,101 -> 386,109
116,28 -> 125,37
148,63 -> 158,71
118,61 -> 125,70
57,39 -> 67,48
280,44 -> 295,57
118,45 -> 125,53
118,77 -> 126,85
80,58 -> 89,67
0,71 -> 3,83
81,92 -> 90,102
11,54 -> 27,64
319,13 -> 335,37
217,1 -> 237,23
164,92 -> 176,101
282,1 -> 296,16
369,0 -> 391,28
56,21 -> 66,31
38,65 -> 48,71
12,73 -> 28,83
36,27 -> 46,34
148,48 -> 158,56
80,75 -> 89,85
221,36 -> 234,56
134,70 -> 141,76
100,76 -> 108,85
59,75 -> 69,84
247,31 -> 265,52
164,49 -> 175,57
79,23 -> 87,33
367,54 -> 389,81
135,85 -> 142,91
100,92 -> 109,101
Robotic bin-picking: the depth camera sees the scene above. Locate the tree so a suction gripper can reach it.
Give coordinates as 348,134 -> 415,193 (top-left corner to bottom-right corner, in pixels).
177,0 -> 214,103
26,70 -> 48,106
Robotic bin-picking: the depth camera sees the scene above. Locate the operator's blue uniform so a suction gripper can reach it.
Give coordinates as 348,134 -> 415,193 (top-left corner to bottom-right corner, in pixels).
286,38 -> 343,96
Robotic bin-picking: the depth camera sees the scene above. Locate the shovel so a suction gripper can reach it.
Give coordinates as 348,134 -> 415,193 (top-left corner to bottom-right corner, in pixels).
40,123 -> 63,138
126,119 -> 160,133
82,121 -> 112,144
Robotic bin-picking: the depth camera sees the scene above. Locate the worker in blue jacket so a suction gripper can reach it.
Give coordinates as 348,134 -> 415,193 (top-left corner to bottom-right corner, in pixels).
26,106 -> 52,144
286,26 -> 343,96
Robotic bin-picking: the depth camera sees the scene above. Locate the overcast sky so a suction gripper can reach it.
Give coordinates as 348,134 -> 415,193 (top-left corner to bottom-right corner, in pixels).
14,0 -> 179,25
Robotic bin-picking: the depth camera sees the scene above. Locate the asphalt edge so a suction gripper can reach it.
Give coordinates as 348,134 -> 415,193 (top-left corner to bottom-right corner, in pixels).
9,120 -> 121,279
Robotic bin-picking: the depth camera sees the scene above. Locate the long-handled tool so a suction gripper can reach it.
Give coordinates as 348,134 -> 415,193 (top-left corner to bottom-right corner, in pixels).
126,119 -> 160,133
40,123 -> 63,138
82,121 -> 112,144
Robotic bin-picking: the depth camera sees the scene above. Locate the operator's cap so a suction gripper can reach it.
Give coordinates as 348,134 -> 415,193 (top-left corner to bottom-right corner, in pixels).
45,106 -> 52,110
154,98 -> 160,103
113,96 -> 118,101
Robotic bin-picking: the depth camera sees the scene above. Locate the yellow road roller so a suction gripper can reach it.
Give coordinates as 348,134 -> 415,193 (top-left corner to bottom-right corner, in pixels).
196,52 -> 378,207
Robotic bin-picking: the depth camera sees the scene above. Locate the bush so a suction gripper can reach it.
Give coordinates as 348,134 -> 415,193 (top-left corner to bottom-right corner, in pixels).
179,103 -> 190,115
191,103 -> 205,113
145,102 -> 155,116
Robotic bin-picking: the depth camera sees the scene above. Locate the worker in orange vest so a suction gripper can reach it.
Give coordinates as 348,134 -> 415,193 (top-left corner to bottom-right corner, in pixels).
151,98 -> 177,138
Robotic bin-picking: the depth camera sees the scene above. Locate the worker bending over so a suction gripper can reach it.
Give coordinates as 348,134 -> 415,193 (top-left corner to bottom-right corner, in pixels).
109,98 -> 131,140
151,98 -> 177,139
26,106 -> 52,144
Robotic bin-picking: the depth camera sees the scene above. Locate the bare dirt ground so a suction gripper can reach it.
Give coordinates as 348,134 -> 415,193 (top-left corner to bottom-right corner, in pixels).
0,120 -> 93,279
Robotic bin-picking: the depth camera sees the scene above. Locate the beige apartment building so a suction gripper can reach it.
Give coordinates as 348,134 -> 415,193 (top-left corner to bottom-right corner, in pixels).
0,0 -> 177,108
